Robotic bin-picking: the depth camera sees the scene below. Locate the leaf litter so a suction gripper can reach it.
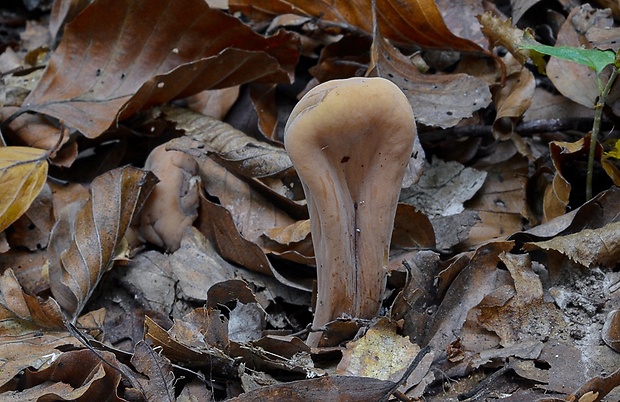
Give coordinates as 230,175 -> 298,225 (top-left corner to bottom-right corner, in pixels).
0,0 -> 620,401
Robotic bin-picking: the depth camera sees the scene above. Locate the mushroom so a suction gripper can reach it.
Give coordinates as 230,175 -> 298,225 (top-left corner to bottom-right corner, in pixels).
284,77 -> 417,347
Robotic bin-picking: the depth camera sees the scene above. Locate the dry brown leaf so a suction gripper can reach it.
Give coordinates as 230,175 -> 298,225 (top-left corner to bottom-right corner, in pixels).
22,0 -> 299,138
524,221 -> 620,267
169,227 -> 236,302
18,349 -> 124,402
391,203 -> 436,249
164,106 -> 293,179
6,183 -> 53,251
0,107 -> 75,166
399,156 -> 487,217
48,166 -> 157,320
144,313 -> 236,374
261,219 -> 315,264
477,253 -> 566,346
369,27 -> 491,128
230,0 -> 489,53
425,241 -> 513,359
492,68 -> 535,140
0,333 -> 83,389
227,375 -> 397,402
465,149 -> 530,248
131,341 -> 175,402
568,367 -> 620,402
477,12 -> 533,65
198,156 -> 296,250
0,269 -> 65,335
545,135 -> 610,221
0,146 -> 48,233
137,144 -> 200,252
436,0 -> 488,49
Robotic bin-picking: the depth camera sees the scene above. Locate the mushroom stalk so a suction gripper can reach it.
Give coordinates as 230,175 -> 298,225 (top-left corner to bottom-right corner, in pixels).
284,77 -> 416,347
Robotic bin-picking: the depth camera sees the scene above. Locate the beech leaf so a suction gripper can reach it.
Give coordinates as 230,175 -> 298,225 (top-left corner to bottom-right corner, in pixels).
48,166 -> 157,321
0,269 -> 65,335
0,146 -> 48,233
21,0 -> 299,138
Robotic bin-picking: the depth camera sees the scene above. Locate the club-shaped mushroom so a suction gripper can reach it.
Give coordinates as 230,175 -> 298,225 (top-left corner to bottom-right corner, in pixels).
284,77 -> 417,347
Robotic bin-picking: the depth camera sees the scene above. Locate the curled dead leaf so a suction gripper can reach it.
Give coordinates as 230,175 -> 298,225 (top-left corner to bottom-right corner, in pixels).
48,166 -> 157,320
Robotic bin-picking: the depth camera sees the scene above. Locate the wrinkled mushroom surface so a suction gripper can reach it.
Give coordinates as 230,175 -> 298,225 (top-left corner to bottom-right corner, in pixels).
284,77 -> 417,347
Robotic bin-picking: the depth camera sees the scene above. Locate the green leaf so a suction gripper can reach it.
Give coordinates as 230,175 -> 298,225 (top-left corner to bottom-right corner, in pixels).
605,139 -> 620,160
519,34 -> 616,75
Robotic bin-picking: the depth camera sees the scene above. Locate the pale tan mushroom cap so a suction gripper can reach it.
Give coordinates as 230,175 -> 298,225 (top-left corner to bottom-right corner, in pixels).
284,77 -> 417,347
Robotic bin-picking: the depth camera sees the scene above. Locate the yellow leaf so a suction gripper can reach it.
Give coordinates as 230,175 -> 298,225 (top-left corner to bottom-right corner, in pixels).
0,146 -> 48,233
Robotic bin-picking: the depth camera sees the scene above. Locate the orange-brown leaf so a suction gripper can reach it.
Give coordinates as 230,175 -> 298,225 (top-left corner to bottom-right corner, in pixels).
22,0 -> 299,138
230,0 -> 487,53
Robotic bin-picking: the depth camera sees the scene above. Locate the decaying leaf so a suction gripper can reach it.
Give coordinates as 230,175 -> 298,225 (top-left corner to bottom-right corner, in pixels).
21,0 -> 299,138
131,341 -> 175,402
369,26 -> 491,128
163,106 -> 293,178
336,319 -> 424,394
230,0 -> 489,53
15,349 -> 124,402
0,269 -> 65,335
399,156 -> 486,217
492,67 -> 535,140
48,166 -> 157,320
525,221 -> 620,267
227,375 -> 397,402
0,146 -> 48,233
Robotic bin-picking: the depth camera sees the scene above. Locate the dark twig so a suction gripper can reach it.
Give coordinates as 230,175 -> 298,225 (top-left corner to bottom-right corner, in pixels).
419,117 -> 610,143
378,345 -> 432,402
457,364 -> 512,401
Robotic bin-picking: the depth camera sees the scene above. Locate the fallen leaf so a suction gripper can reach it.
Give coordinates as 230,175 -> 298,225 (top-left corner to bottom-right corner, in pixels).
131,341 -> 175,402
0,269 -> 65,335
6,182 -> 53,251
230,0 -> 489,53
18,348 -> 124,402
164,106 -> 293,178
22,0 -> 299,138
492,68 -> 535,140
425,241 -> 513,358
170,227 -> 236,302
144,313 -> 236,375
227,375 -> 397,402
369,26 -> 492,128
336,318 -> 420,383
0,146 -> 48,233
48,166 -> 157,320
477,253 -> 566,346
524,221 -> 620,268
0,333 -> 82,389
399,156 -> 486,217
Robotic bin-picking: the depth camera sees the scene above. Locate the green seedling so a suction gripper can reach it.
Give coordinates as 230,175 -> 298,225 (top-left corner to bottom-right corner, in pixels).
519,33 -> 619,201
